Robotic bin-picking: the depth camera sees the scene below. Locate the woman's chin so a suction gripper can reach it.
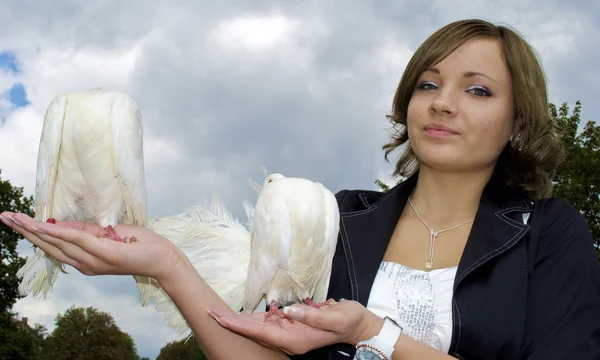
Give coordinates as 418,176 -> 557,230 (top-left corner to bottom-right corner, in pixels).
417,155 -> 488,174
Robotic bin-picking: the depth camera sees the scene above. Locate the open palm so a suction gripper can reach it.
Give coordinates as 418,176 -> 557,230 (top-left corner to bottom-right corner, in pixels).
208,299 -> 374,355
0,211 -> 183,281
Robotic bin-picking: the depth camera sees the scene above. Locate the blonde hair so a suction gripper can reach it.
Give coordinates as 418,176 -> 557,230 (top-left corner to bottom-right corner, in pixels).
383,19 -> 564,200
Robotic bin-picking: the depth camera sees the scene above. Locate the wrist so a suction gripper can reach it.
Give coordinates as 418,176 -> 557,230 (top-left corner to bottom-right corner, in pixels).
349,309 -> 385,345
156,247 -> 191,284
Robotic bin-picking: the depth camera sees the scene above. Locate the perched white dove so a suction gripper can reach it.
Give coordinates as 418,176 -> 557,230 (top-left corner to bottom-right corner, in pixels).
16,89 -> 158,305
146,172 -> 340,337
242,173 -> 340,324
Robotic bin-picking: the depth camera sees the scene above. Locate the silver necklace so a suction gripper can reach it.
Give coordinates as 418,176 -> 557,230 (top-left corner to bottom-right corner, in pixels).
407,197 -> 474,271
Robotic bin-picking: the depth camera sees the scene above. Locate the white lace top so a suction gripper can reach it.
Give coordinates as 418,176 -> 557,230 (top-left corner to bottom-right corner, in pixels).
366,261 -> 457,353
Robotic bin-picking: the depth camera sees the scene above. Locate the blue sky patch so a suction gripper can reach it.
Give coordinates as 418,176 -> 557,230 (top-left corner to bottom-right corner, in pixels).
0,51 -> 30,109
8,83 -> 30,107
0,51 -> 20,74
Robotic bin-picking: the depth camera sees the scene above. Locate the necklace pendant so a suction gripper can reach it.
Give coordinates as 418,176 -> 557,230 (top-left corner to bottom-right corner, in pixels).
425,262 -> 433,271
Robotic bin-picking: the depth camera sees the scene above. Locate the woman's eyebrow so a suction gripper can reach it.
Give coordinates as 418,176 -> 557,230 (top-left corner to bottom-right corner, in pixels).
463,70 -> 499,84
425,67 -> 499,84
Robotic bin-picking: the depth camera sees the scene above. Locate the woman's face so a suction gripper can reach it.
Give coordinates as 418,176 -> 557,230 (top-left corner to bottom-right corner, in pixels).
407,36 -> 515,173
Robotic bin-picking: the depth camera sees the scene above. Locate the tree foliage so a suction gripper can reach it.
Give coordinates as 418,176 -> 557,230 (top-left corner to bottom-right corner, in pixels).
375,101 -> 599,259
156,338 -> 207,360
42,306 -> 141,360
0,169 -> 35,315
0,315 -> 45,360
373,179 -> 391,193
0,169 -> 40,359
551,101 -> 600,255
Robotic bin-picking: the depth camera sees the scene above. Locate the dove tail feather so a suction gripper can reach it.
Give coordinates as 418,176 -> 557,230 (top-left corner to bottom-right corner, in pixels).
16,250 -> 63,299
147,196 -> 252,336
248,178 -> 262,195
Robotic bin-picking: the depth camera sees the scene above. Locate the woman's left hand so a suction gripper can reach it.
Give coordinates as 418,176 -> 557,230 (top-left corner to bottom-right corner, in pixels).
207,299 -> 383,355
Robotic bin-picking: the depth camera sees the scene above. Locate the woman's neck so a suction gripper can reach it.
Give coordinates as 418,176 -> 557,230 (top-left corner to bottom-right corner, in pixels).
408,165 -> 493,227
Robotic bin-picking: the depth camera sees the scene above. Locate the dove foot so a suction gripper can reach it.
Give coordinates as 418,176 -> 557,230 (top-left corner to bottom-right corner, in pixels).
304,297 -> 337,309
264,300 -> 290,327
104,225 -> 137,243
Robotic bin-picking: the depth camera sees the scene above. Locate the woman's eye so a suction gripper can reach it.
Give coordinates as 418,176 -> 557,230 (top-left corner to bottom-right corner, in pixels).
417,81 -> 438,90
467,86 -> 492,97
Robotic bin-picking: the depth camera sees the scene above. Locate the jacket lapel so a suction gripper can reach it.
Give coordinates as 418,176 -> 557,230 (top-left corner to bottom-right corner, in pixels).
455,178 -> 533,288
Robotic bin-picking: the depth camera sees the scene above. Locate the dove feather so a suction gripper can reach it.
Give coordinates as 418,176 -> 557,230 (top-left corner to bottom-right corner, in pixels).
148,196 -> 252,337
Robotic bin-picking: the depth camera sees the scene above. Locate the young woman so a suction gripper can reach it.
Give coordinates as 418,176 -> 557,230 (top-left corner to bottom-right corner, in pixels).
2,19 -> 599,360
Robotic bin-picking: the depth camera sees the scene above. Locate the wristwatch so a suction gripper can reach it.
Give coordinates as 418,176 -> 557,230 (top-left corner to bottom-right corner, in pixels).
354,316 -> 402,360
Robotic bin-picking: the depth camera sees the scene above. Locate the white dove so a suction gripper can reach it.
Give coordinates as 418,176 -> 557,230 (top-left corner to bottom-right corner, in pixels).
16,89 -> 158,305
146,172 -> 339,336
242,173 -> 340,325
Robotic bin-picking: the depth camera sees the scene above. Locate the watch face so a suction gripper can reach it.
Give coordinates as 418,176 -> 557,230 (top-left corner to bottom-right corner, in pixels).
356,346 -> 385,360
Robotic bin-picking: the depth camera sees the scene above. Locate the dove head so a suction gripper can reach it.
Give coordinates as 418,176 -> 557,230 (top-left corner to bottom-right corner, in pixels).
263,173 -> 285,187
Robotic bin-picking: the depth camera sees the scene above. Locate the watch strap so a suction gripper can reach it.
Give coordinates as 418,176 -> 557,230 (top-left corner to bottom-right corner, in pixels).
355,317 -> 402,359
376,316 -> 402,352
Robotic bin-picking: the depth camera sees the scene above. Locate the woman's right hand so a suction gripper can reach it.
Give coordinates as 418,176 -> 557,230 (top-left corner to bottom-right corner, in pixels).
0,211 -> 185,282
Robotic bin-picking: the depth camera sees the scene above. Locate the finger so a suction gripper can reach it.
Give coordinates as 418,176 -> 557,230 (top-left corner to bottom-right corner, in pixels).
2,213 -> 109,274
8,221 -> 82,269
0,214 -> 14,228
28,219 -> 119,257
214,312 -> 334,355
13,214 -> 126,269
282,304 -> 348,333
1,212 -> 20,228
216,313 -> 291,342
38,224 -> 134,275
33,231 -> 105,272
211,309 -> 279,323
6,212 -> 107,238
17,218 -> 121,276
53,220 -> 106,237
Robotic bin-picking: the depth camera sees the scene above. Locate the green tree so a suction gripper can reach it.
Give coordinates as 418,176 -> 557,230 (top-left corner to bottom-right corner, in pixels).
375,101 -> 600,258
374,179 -> 391,193
0,315 -> 45,360
551,101 -> 600,256
156,338 -> 207,360
0,169 -> 40,359
0,169 -> 35,315
43,306 -> 141,360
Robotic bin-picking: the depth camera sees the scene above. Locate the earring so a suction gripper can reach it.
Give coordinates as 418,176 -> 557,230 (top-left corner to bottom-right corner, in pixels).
510,133 -> 523,151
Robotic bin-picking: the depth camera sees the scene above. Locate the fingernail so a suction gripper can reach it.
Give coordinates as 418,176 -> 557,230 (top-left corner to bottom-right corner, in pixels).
207,308 -> 224,317
9,215 -> 23,227
206,309 -> 229,328
0,215 -> 10,226
31,226 -> 46,234
283,306 -> 305,320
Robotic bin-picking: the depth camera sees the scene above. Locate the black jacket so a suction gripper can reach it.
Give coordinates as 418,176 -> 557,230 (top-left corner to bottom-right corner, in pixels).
292,173 -> 600,360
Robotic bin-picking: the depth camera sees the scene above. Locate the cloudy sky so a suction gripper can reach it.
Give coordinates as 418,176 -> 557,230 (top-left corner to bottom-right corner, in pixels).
1,0 -> 598,358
